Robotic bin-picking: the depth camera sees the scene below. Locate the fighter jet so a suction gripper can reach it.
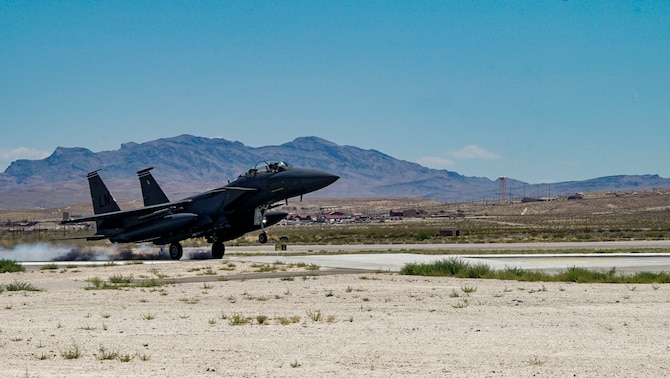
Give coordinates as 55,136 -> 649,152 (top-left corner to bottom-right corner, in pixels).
62,161 -> 339,259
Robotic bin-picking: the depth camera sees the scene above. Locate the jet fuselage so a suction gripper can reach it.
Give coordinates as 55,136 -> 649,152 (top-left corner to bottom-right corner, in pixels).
64,161 -> 339,259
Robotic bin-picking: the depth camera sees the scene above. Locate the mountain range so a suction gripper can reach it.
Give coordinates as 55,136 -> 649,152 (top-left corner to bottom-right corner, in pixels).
1,134 -> 669,210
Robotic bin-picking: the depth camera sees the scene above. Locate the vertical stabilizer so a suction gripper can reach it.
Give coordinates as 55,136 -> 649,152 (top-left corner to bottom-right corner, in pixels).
87,170 -> 121,215
137,167 -> 170,206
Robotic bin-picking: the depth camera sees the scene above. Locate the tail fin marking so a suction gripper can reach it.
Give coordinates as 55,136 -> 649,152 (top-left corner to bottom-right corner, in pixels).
87,170 -> 121,215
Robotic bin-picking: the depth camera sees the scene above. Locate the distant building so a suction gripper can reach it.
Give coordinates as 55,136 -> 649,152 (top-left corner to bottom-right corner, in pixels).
321,211 -> 349,222
389,209 -> 403,218
403,209 -> 428,218
439,229 -> 461,237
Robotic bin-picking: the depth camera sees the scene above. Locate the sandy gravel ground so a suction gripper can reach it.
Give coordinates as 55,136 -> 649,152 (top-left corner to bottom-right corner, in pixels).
1,259 -> 669,377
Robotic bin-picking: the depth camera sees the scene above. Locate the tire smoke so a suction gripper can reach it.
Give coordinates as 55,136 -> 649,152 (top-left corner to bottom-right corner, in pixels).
0,243 -> 181,261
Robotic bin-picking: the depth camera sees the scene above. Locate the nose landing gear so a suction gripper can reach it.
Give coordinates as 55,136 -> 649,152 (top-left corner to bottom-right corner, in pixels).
255,206 -> 271,244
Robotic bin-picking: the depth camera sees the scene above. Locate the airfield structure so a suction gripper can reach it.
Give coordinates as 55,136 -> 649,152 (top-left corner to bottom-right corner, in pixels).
499,176 -> 507,201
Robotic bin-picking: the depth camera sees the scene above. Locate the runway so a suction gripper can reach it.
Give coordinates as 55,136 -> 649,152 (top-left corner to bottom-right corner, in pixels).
229,240 -> 670,274
232,252 -> 670,274
12,240 -> 670,274
228,240 -> 670,253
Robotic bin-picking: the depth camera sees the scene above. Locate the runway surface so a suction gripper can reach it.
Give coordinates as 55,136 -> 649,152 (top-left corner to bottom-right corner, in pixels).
229,240 -> 670,274
228,240 -> 670,253
233,252 -> 670,274
13,240 -> 670,274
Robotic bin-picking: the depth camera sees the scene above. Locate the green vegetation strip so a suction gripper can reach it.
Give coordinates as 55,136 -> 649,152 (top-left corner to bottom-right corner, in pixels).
0,259 -> 25,273
400,257 -> 670,284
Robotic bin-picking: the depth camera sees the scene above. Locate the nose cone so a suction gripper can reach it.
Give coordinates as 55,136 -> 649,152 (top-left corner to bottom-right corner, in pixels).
300,169 -> 340,193
278,168 -> 339,195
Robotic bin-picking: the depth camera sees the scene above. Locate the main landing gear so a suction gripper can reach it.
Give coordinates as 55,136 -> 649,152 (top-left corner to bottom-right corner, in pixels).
212,240 -> 225,259
168,231 -> 267,261
168,241 -> 226,260
169,242 -> 183,260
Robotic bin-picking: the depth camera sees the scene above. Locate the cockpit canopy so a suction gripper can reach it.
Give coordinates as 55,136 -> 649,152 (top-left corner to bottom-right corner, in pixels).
242,161 -> 292,177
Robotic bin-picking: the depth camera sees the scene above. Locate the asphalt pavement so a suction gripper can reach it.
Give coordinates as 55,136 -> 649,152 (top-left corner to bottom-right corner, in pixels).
13,241 -> 670,274
230,241 -> 670,273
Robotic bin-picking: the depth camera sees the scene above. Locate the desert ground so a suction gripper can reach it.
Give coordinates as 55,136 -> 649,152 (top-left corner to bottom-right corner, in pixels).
1,258 -> 669,377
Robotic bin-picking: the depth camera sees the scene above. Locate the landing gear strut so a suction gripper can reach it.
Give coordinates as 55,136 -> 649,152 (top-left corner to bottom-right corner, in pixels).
169,242 -> 183,260
212,241 -> 225,259
258,210 -> 268,244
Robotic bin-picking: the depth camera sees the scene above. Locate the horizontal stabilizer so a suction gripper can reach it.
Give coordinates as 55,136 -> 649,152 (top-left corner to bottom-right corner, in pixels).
61,199 -> 193,225
54,234 -> 110,241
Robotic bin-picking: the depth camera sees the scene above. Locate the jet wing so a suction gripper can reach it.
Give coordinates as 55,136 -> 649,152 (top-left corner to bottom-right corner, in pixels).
220,187 -> 259,211
185,186 -> 258,212
187,186 -> 257,200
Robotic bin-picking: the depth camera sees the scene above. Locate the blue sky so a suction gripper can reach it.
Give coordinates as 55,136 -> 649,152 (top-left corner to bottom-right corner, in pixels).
2,1 -> 669,183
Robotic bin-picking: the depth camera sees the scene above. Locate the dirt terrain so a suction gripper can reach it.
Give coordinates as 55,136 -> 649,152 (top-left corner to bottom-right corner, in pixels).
1,191 -> 670,376
3,189 -> 670,222
1,260 -> 669,377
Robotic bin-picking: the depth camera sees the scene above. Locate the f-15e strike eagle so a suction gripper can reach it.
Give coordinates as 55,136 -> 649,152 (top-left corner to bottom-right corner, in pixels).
62,161 -> 339,259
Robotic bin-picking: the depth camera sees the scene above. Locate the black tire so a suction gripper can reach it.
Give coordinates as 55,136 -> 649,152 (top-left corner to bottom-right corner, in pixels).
258,232 -> 268,244
169,242 -> 183,260
212,241 -> 225,259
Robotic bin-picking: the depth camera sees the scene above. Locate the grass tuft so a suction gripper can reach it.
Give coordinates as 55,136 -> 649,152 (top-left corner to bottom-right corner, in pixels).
400,257 -> 490,278
97,346 -> 119,360
277,316 -> 292,325
306,309 -> 322,322
0,259 -> 25,273
118,353 -> 134,362
108,274 -> 133,284
228,313 -> 251,326
85,276 -> 163,290
4,281 -> 41,292
60,343 -> 83,359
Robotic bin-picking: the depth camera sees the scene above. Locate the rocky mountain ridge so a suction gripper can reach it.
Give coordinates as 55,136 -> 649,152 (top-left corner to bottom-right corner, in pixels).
1,134 -> 669,209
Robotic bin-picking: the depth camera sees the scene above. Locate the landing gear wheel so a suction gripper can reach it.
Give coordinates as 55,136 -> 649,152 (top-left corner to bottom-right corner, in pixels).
212,241 -> 225,259
169,242 -> 183,260
258,232 -> 268,244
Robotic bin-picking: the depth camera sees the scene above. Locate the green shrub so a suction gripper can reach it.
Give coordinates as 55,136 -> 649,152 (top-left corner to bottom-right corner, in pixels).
5,281 -> 41,292
109,274 -> 133,284
0,259 -> 24,273
97,346 -> 119,360
61,343 -> 83,359
556,267 -> 617,283
401,258 -> 670,284
228,313 -> 251,326
414,231 -> 432,241
399,257 -> 489,278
